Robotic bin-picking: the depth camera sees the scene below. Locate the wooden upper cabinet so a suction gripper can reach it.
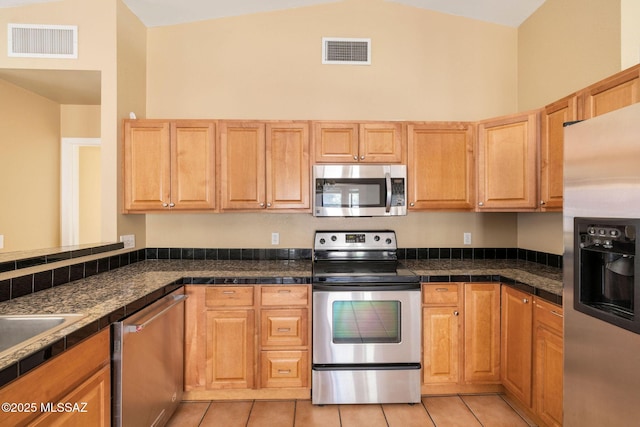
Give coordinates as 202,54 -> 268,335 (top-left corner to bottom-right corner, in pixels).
123,119 -> 216,212
266,123 -> 310,210
407,122 -> 474,210
220,121 -> 310,211
313,122 -> 403,163
579,64 -> 640,119
476,110 -> 540,211
220,121 -> 266,210
540,95 -> 577,211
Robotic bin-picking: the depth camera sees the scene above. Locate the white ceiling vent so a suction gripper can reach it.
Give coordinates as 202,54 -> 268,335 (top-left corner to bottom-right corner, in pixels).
322,37 -> 371,65
8,24 -> 78,59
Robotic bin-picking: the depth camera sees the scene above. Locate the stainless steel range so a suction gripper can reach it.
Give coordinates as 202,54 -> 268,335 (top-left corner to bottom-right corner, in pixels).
311,230 -> 421,405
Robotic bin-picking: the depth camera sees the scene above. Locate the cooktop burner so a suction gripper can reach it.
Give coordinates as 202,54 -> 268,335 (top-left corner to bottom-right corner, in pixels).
312,231 -> 419,284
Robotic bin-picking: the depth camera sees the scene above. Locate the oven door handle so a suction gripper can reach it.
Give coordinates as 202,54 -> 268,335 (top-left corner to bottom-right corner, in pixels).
385,172 -> 392,213
313,283 -> 420,292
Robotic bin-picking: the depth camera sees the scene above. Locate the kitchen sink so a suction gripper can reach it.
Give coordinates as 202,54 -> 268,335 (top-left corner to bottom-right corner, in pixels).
0,314 -> 85,358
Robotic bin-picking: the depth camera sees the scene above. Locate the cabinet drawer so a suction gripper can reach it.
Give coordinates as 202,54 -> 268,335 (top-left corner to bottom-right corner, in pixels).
423,284 -> 460,306
260,350 -> 309,388
205,286 -> 254,307
261,286 -> 308,306
534,298 -> 563,333
261,309 -> 307,347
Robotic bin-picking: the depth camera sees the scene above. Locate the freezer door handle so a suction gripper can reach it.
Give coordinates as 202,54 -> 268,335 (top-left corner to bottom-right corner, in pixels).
125,294 -> 188,333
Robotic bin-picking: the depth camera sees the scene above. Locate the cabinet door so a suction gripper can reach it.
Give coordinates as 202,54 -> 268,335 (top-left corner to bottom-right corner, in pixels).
500,286 -> 533,407
534,299 -> 563,427
313,122 -> 359,163
463,283 -> 500,383
29,365 -> 110,427
408,123 -> 474,210
422,307 -> 460,384
477,110 -> 539,211
359,122 -> 403,163
580,65 -> 640,119
171,120 -> 216,210
266,123 -> 310,210
206,309 -> 255,389
123,120 -> 171,211
220,122 -> 266,210
540,96 -> 577,211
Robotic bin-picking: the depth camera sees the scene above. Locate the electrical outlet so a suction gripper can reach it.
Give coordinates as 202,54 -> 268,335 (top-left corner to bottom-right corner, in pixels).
463,232 -> 472,245
0,235 -> 3,249
120,234 -> 135,249
271,232 -> 280,245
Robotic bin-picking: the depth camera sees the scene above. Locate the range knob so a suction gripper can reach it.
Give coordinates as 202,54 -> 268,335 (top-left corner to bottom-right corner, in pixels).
331,235 -> 337,242
374,235 -> 380,242
319,238 -> 325,244
386,238 -> 392,244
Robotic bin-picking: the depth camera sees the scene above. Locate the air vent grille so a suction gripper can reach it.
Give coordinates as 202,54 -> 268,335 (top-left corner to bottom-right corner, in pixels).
8,24 -> 78,58
322,37 -> 371,65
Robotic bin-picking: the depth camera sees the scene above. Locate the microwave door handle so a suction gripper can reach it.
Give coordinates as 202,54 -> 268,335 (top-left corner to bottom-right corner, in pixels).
385,172 -> 392,213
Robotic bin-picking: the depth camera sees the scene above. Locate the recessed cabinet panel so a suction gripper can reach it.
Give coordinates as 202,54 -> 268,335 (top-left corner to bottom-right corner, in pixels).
220,122 -> 266,210
408,123 -> 474,210
123,121 -> 171,211
267,124 -> 310,209
581,65 -> 640,119
477,111 -> 539,211
313,123 -> 359,162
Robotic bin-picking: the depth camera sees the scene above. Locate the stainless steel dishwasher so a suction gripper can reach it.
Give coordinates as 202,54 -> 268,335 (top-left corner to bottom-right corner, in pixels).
112,287 -> 187,427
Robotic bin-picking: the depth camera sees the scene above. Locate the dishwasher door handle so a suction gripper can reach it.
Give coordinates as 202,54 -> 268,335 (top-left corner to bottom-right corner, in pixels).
125,294 -> 188,333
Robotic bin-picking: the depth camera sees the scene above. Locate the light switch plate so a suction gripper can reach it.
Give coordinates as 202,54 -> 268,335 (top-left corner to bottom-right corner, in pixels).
0,235 -> 3,249
271,232 -> 280,245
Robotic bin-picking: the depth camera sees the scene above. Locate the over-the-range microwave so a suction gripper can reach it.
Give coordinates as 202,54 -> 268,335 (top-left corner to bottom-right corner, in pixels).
313,164 -> 407,217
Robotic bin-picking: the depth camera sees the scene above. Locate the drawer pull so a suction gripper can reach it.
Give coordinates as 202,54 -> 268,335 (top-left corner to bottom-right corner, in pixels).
550,310 -> 563,318
278,369 -> 291,374
277,328 -> 291,332
435,288 -> 450,292
222,290 -> 236,294
277,289 -> 291,294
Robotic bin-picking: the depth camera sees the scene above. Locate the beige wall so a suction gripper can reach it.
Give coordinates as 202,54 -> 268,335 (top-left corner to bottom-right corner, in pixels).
146,212 -> 517,249
0,80 -> 60,252
60,105 -> 101,137
517,0 -> 621,111
621,0 -> 640,68
78,146 -> 102,243
146,0 -> 518,121
116,0 -> 148,249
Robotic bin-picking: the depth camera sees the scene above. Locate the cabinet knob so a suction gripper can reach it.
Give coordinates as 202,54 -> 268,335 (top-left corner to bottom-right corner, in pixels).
523,298 -> 529,304
453,311 -> 459,316
169,202 -> 175,207
267,202 -> 272,207
360,155 -> 365,160
478,202 -> 484,207
353,155 -> 358,160
410,202 -> 415,207
540,200 -> 546,205
162,203 -> 169,208
260,202 -> 265,208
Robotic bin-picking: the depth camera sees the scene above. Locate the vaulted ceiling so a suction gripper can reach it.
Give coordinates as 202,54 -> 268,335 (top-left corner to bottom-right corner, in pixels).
0,0 -> 546,28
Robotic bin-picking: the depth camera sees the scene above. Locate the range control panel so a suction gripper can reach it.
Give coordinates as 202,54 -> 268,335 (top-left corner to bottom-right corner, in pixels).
314,230 -> 397,251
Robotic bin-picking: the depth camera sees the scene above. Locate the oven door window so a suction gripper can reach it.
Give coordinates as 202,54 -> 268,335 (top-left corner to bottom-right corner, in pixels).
318,179 -> 386,208
332,300 -> 400,343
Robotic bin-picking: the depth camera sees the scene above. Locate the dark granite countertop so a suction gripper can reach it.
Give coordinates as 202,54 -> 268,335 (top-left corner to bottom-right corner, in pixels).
0,258 -> 562,376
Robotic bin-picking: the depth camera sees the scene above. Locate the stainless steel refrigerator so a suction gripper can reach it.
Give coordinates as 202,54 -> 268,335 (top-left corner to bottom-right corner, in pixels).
564,102 -> 640,426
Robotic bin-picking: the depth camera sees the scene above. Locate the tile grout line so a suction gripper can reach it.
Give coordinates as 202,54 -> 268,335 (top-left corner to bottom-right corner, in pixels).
458,394 -> 486,427
420,398 -> 438,427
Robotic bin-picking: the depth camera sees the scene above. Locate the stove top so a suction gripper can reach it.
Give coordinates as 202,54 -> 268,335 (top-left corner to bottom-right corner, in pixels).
312,230 -> 419,285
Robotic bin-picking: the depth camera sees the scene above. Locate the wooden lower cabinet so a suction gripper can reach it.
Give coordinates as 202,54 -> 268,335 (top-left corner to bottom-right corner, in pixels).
0,329 -> 110,427
421,283 -> 501,394
184,284 -> 310,400
501,286 -> 533,406
533,298 -> 564,427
